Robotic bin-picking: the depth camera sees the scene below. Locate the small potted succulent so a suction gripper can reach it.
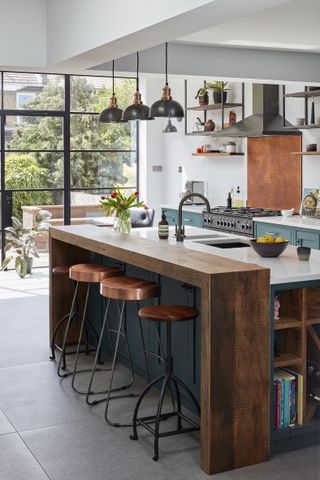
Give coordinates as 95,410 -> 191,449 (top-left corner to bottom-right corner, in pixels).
1,210 -> 52,278
208,81 -> 229,104
195,87 -> 209,106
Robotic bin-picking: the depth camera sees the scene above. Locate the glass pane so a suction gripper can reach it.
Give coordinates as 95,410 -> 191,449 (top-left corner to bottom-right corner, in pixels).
3,73 -> 64,110
5,116 -> 63,151
70,188 -> 136,225
70,114 -> 136,150
5,152 -> 64,189
70,151 -> 136,188
5,190 -> 64,268
70,76 -> 135,113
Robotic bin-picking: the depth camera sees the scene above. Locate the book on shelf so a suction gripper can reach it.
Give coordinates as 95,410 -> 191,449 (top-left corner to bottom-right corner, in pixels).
273,368 -> 302,431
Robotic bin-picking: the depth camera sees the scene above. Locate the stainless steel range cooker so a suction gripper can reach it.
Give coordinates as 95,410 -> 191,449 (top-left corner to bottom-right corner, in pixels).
203,207 -> 281,237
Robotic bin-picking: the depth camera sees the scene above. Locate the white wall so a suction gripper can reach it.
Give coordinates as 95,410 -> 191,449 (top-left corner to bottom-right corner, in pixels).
0,0 -> 46,68
145,76 -> 320,215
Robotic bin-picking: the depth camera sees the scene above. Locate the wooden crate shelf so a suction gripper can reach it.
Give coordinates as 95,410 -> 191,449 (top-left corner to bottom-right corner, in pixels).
187,102 -> 243,112
192,152 -> 244,157
274,318 -> 302,330
274,354 -> 302,368
306,317 -> 320,326
292,151 -> 320,155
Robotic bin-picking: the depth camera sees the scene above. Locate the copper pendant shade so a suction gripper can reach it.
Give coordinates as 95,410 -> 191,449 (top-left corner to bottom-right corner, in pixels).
99,60 -> 125,123
122,52 -> 153,121
150,43 -> 184,119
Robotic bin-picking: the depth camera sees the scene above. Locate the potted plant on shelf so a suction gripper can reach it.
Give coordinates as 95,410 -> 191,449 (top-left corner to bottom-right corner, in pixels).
1,210 -> 52,278
208,81 -> 229,104
195,87 -> 209,106
100,189 -> 145,234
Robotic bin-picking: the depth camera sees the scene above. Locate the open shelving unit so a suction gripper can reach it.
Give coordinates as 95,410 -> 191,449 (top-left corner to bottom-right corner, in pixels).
272,283 -> 320,454
282,85 -> 320,131
184,79 -> 245,136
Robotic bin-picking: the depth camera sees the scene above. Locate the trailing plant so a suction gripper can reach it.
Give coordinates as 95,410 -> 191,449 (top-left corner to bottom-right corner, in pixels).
1,210 -> 52,278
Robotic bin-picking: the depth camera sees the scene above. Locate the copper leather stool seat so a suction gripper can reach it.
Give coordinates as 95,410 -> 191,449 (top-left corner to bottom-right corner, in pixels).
130,305 -> 200,461
57,263 -> 123,386
85,276 -> 161,427
52,265 -> 70,276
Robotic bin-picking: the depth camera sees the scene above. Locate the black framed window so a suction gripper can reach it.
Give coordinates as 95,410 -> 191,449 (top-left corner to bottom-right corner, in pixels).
0,71 -> 138,265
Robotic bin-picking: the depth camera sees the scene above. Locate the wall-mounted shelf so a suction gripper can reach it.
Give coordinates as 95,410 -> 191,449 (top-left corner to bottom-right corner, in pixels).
187,131 -> 214,136
292,151 -> 320,155
184,79 -> 245,136
285,125 -> 320,130
187,102 -> 242,112
192,152 -> 244,157
284,89 -> 320,98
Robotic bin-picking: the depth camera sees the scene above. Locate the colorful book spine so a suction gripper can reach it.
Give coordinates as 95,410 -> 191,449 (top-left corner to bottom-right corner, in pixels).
274,369 -> 297,431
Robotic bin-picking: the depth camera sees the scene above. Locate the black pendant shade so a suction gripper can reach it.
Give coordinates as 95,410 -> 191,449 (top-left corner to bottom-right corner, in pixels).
122,52 -> 153,121
99,60 -> 125,123
150,43 -> 184,119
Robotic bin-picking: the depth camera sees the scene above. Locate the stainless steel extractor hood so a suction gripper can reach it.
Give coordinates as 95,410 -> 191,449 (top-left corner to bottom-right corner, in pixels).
212,84 -> 297,137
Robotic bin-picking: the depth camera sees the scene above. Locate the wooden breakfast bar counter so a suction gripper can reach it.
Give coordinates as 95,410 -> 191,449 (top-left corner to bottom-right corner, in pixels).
49,224 -> 270,475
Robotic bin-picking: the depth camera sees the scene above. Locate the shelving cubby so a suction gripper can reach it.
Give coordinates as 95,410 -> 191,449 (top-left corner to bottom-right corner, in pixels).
271,283 -> 320,454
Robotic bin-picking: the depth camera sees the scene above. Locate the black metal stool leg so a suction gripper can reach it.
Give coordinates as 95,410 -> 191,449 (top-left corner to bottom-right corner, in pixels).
170,377 -> 182,430
137,301 -> 150,382
153,375 -> 170,461
130,374 -> 165,441
49,312 -> 70,361
172,375 -> 201,416
104,301 -> 138,427
57,282 -> 79,378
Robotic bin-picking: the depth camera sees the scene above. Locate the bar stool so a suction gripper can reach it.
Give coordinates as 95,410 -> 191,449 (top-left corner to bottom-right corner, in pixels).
85,276 -> 161,427
130,305 -> 200,461
57,263 -> 123,382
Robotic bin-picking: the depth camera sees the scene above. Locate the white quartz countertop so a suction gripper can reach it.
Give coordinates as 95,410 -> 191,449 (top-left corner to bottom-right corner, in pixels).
130,226 -> 320,285
253,215 -> 320,231
160,204 -> 205,213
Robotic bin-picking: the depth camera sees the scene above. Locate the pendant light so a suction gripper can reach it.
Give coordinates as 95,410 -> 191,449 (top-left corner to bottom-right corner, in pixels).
150,43 -> 184,119
163,118 -> 177,133
122,52 -> 153,121
99,60 -> 125,123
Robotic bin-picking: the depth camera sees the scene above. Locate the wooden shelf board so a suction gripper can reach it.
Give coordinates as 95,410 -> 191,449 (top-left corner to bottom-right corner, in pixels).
285,124 -> 320,130
306,317 -> 320,326
187,131 -> 214,136
284,89 -> 320,98
187,102 -> 242,112
292,151 -> 320,155
274,317 -> 302,330
192,152 -> 244,157
274,354 -> 302,368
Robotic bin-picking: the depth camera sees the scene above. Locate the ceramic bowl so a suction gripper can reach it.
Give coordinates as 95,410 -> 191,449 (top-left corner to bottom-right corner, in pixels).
281,208 -> 294,217
250,239 -> 289,258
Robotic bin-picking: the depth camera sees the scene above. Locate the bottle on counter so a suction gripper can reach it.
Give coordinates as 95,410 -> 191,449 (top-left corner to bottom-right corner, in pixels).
227,191 -> 232,208
158,210 -> 169,239
234,186 -> 244,208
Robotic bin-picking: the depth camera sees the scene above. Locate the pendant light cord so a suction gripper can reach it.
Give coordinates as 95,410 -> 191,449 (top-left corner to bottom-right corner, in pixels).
112,60 -> 115,95
165,42 -> 168,86
136,52 -> 139,91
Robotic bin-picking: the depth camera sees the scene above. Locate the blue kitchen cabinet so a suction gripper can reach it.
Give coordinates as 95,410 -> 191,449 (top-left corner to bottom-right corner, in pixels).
294,229 -> 320,249
254,222 -> 293,244
162,208 -> 203,228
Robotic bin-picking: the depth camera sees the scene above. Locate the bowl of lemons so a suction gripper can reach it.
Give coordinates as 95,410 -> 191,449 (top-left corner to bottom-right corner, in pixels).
250,234 -> 289,257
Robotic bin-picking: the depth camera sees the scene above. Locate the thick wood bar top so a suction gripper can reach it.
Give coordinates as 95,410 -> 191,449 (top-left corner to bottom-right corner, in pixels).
49,224 -> 270,476
50,225 -> 266,284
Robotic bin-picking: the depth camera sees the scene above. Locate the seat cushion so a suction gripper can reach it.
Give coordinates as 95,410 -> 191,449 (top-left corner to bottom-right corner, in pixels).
100,276 -> 160,301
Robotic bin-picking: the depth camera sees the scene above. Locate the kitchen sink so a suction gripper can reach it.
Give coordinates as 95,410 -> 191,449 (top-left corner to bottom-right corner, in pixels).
182,233 -> 228,240
193,238 -> 251,249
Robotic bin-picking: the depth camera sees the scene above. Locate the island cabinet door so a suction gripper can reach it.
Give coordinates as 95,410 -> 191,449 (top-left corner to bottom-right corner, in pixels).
255,222 -> 293,243
294,229 -> 320,249
162,209 -> 178,225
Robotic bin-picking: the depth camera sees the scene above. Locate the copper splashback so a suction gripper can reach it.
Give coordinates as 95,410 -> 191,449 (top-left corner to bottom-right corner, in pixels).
247,135 -> 302,211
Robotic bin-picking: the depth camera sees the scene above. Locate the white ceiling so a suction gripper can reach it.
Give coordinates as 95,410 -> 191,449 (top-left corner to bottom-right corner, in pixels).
177,0 -> 320,53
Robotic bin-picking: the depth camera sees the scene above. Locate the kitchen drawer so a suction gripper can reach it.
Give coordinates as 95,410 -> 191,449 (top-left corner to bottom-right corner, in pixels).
254,222 -> 293,244
182,211 -> 203,228
295,229 -> 320,249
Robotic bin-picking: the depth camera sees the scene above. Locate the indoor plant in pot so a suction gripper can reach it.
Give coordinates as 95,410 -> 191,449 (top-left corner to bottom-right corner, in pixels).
1,210 -> 52,278
209,81 -> 229,104
195,87 -> 209,106
100,189 -> 145,234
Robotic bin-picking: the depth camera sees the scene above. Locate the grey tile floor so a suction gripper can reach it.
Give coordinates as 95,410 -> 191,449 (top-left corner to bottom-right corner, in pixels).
0,269 -> 319,479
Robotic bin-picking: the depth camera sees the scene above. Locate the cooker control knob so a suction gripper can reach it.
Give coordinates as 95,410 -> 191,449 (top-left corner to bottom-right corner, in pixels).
231,222 -> 235,228
203,217 -> 208,224
224,221 -> 228,227
208,217 -> 212,224
241,223 -> 245,229
245,223 -> 250,230
227,222 -> 231,227
216,220 -> 220,226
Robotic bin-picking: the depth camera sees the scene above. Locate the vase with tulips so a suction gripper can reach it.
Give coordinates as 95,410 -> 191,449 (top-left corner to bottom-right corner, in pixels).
100,189 -> 144,234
